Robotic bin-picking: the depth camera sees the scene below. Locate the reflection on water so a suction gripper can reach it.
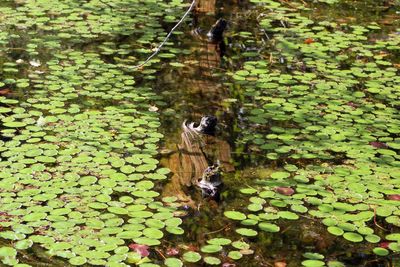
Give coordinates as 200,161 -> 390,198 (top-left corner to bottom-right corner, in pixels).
195,0 -> 216,14
159,0 -> 237,209
156,0 -> 240,133
161,117 -> 234,208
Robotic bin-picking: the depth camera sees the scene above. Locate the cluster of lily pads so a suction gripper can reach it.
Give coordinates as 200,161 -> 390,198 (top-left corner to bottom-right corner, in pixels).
177,238 -> 253,266
0,0 -> 399,265
0,53 -> 185,267
224,0 -> 400,263
0,0 -> 196,266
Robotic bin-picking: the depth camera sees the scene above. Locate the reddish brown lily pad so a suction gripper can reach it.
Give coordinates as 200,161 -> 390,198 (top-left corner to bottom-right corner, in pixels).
369,141 -> 388,149
379,241 -> 390,249
304,38 -> 315,44
387,194 -> 400,201
275,187 -> 295,196
129,244 -> 150,257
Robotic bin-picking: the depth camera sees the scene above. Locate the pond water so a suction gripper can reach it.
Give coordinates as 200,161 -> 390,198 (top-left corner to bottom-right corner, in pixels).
0,0 -> 399,266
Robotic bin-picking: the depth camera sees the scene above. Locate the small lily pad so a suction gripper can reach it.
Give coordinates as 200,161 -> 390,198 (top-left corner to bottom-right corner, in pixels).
203,256 -> 221,265
182,251 -> 201,263
224,211 -> 246,221
207,238 -> 231,246
164,258 -> 183,267
343,232 -> 363,243
259,222 -> 280,233
200,244 -> 222,253
302,259 -> 325,267
228,250 -> 243,260
235,228 -> 258,237
373,247 -> 389,256
69,256 -> 87,265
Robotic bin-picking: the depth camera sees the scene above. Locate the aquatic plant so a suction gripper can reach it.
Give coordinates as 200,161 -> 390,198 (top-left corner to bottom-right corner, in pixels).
0,0 -> 191,265
224,0 -> 400,262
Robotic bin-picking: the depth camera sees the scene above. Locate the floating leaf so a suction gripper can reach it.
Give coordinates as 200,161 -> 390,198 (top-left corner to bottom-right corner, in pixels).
259,222 -> 280,233
128,244 -> 150,257
0,247 -> 17,258
201,244 -> 222,253
207,238 -> 231,246
276,187 -> 295,196
373,247 -> 389,256
164,258 -> 183,267
301,260 -> 325,267
327,227 -> 344,236
228,251 -> 243,260
69,256 -> 87,266
235,228 -> 258,237
224,211 -> 246,221
182,251 -> 201,263
204,256 -> 221,265
343,232 -> 363,243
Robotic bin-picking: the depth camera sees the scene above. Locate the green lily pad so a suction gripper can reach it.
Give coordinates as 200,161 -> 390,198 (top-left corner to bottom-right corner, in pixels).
343,232 -> 363,242
200,244 -> 222,253
224,211 -> 247,220
327,226 -> 344,236
143,228 -> 163,239
0,247 -> 17,258
207,238 -> 231,246
301,259 -> 325,267
228,250 -> 243,260
235,228 -> 258,237
164,258 -> 183,267
69,256 -> 87,265
182,251 -> 201,263
259,222 -> 280,233
373,247 -> 389,256
203,256 -> 221,265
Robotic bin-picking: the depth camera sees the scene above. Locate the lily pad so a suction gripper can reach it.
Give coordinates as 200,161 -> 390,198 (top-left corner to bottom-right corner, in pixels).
182,251 -> 201,263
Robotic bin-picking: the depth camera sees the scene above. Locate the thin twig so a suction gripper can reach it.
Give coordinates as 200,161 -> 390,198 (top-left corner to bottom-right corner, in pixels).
244,183 -> 258,191
372,206 -> 389,231
132,0 -> 196,69
280,225 -> 292,234
204,223 -> 231,235
155,248 -> 166,260
298,0 -> 308,6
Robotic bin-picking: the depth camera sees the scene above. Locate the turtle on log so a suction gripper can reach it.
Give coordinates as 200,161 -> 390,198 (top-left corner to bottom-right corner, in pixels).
161,116 -> 234,208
